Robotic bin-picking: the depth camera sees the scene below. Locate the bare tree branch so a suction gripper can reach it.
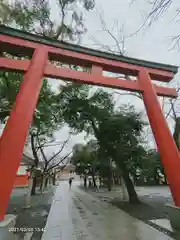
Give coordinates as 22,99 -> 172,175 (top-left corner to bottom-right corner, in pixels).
30,134 -> 39,166
47,151 -> 72,173
94,10 -> 126,55
169,99 -> 177,121
130,0 -> 180,47
89,36 -> 115,53
55,0 -> 66,40
94,10 -> 180,128
47,133 -> 71,164
164,88 -> 180,120
112,91 -> 143,100
37,136 -> 49,164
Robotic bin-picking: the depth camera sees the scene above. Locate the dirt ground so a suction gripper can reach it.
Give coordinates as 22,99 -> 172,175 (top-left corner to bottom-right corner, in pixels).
7,185 -> 56,239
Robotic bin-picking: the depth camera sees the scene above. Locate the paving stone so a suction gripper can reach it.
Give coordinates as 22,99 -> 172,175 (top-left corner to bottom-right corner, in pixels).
42,181 -> 174,240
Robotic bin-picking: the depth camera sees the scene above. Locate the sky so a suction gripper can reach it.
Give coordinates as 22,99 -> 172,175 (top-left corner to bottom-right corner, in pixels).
26,0 -> 180,158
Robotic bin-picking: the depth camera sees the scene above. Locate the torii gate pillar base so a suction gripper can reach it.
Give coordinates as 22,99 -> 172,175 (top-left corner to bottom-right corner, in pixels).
0,214 -> 17,239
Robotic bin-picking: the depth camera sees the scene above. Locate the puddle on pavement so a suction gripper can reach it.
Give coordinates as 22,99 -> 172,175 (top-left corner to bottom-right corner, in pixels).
87,222 -> 93,227
79,209 -> 85,214
92,212 -> 98,215
76,206 -> 82,209
31,210 -> 48,217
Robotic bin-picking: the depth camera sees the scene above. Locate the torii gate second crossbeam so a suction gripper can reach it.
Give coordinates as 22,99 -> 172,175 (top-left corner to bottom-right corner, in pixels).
0,25 -> 179,221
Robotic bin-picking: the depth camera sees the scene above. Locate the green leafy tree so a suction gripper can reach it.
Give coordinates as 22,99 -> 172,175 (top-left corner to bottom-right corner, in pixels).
59,83 -> 114,133
139,149 -> 167,185
0,0 -> 95,41
0,0 -> 95,128
59,83 -> 114,191
0,0 -> 95,194
71,140 -> 99,187
97,106 -> 144,203
59,83 -> 145,203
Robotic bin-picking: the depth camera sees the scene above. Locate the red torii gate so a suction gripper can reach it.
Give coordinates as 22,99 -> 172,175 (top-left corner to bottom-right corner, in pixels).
0,26 -> 180,220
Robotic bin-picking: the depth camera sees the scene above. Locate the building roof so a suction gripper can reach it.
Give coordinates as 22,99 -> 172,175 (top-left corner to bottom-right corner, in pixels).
64,164 -> 75,171
21,154 -> 35,166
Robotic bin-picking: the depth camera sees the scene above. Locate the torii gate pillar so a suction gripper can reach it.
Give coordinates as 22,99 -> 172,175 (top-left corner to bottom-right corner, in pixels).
139,69 -> 180,205
0,26 -> 180,221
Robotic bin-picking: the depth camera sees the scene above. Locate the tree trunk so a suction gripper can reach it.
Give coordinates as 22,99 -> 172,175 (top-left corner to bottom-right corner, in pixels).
24,177 -> 33,208
99,176 -> 102,187
40,176 -> 46,194
118,176 -> 121,185
40,174 -> 43,191
84,175 -> 87,188
161,168 -> 168,185
31,177 -> 37,196
40,175 -> 46,193
163,174 -> 168,185
173,117 -> 180,149
107,165 -> 112,191
53,173 -> 56,185
121,163 -> 140,204
92,170 -> 97,188
120,176 -> 129,201
30,134 -> 40,196
107,174 -> 112,191
153,169 -> 159,185
45,177 -> 48,188
112,173 -> 115,186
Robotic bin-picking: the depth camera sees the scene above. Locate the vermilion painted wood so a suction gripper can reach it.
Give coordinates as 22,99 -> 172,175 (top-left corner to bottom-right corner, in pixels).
139,69 -> 180,206
154,85 -> 177,98
0,47 -> 48,221
0,34 -> 174,82
45,64 -> 177,98
0,57 -> 177,98
48,47 -> 174,82
0,57 -> 29,71
46,64 -> 141,91
91,65 -> 103,75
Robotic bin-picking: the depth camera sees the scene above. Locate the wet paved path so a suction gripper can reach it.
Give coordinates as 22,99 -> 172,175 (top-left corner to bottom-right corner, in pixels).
42,181 -> 173,240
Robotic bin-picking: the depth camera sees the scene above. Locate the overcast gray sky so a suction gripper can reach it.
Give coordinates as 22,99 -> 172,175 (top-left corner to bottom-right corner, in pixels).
25,0 -> 180,157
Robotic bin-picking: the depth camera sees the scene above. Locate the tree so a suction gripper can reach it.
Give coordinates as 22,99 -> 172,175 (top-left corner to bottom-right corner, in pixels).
71,140 -> 99,188
59,83 -> 115,190
37,133 -> 72,192
59,83 -> 146,203
91,10 -> 180,156
0,0 -> 95,194
129,0 -> 180,150
136,149 -> 166,185
71,144 -> 88,187
59,83 -> 114,133
0,74 -> 64,194
0,0 -> 95,130
0,0 -> 95,42
97,105 -> 145,203
23,134 -> 71,208
130,0 -> 180,48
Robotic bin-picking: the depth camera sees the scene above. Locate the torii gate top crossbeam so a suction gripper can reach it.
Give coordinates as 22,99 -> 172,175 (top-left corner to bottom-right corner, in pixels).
0,25 -> 178,75
0,25 -> 178,98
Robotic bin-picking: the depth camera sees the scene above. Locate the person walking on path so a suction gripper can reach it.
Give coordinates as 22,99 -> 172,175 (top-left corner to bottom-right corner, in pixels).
69,177 -> 73,189
96,176 -> 100,192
